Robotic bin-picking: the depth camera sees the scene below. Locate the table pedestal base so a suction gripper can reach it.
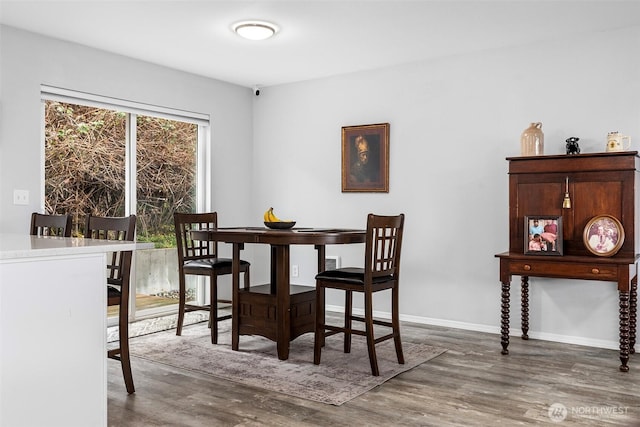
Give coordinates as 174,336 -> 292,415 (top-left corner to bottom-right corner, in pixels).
237,284 -> 316,345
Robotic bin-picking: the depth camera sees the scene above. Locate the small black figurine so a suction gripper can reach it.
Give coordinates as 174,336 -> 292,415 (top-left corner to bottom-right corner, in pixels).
566,137 -> 580,155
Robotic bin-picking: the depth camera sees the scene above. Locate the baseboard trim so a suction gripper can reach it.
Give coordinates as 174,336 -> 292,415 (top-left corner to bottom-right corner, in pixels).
325,304 -> 620,350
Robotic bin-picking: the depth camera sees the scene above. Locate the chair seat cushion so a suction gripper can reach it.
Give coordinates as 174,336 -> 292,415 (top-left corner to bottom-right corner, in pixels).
316,267 -> 393,285
184,258 -> 250,269
107,285 -> 121,298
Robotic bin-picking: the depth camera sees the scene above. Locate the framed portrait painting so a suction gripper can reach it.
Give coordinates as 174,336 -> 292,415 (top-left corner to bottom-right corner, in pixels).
524,215 -> 563,255
341,123 -> 389,192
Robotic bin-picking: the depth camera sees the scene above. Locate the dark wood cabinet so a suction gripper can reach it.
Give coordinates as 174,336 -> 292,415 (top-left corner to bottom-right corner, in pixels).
496,151 -> 639,371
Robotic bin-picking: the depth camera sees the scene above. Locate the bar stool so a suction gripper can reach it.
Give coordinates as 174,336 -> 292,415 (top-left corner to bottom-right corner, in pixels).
174,212 -> 250,344
30,212 -> 72,237
314,213 -> 405,376
85,214 -> 137,394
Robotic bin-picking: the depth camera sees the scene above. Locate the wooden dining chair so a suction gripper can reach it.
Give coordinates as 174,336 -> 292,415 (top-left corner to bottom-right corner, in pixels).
314,213 -> 405,376
174,212 -> 250,344
85,214 -> 137,394
30,212 -> 72,237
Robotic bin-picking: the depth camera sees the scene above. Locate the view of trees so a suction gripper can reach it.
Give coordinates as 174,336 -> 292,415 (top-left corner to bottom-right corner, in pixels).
44,101 -> 197,244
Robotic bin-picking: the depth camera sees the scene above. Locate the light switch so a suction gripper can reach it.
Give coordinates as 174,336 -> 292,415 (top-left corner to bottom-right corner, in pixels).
13,189 -> 29,205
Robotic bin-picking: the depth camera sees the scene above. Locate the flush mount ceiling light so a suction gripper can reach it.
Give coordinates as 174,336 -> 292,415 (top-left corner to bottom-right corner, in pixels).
233,20 -> 279,41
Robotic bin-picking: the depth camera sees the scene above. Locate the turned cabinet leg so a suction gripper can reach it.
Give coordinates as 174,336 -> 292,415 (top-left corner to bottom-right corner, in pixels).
619,290 -> 631,372
521,276 -> 529,340
501,281 -> 510,355
631,276 -> 637,355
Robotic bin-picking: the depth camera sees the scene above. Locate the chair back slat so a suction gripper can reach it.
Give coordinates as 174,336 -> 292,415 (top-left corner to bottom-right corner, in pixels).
30,212 -> 72,237
174,212 -> 219,263
84,215 -> 136,285
365,213 -> 405,280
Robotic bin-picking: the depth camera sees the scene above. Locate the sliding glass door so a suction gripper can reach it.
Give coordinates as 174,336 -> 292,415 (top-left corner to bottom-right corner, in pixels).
43,97 -> 207,319
133,114 -> 198,314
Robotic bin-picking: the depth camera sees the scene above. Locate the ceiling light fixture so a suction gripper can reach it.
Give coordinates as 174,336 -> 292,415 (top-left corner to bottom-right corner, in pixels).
233,21 -> 278,41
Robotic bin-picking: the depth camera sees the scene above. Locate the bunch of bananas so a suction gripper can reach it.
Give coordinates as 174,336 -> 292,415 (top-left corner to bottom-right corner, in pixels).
263,207 -> 295,222
263,207 -> 282,222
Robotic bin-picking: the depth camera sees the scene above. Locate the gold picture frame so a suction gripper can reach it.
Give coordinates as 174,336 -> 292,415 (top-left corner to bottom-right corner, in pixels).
341,123 -> 389,192
583,214 -> 625,257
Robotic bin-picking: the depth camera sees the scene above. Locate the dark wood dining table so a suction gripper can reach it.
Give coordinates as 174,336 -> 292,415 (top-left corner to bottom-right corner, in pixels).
190,226 -> 366,360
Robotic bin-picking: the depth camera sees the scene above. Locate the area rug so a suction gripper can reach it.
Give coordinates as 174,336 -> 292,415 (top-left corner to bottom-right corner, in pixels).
107,311 -> 209,343
127,319 -> 446,405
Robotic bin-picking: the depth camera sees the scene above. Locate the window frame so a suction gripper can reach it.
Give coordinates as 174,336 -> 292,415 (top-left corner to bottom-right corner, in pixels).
40,86 -> 212,321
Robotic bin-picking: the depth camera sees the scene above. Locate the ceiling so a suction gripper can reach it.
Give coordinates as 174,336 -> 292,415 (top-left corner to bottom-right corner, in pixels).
1,1 -> 639,88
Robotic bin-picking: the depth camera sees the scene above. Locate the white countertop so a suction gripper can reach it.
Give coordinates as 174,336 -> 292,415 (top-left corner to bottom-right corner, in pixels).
0,233 -> 154,260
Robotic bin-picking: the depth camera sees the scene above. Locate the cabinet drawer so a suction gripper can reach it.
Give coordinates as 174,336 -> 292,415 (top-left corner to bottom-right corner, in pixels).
509,260 -> 618,280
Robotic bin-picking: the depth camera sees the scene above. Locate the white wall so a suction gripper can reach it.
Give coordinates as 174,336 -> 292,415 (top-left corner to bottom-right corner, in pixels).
252,26 -> 640,348
0,25 -> 254,233
2,24 -> 640,350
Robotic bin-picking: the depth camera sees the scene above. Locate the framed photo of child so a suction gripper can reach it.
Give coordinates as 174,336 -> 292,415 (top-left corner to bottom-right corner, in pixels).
524,215 -> 563,255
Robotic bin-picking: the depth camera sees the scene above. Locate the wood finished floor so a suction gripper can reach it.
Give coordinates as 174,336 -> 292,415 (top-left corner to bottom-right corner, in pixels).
108,318 -> 640,426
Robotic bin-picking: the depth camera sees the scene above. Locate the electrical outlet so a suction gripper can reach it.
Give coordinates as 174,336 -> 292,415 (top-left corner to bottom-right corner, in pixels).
291,264 -> 299,277
13,189 -> 29,205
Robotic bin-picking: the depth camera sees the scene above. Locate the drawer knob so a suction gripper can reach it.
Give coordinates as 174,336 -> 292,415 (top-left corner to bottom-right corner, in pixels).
592,268 -> 600,274
523,264 -> 531,271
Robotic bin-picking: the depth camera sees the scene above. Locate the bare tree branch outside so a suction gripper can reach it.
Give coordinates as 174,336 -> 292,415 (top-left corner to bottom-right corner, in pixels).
44,101 -> 197,246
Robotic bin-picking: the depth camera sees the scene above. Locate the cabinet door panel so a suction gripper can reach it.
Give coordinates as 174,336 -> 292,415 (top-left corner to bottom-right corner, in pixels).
574,181 -> 622,230
519,182 -> 564,215
510,182 -> 562,253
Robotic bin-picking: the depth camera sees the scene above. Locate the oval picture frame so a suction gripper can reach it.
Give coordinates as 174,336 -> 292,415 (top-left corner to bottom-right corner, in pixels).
583,214 -> 625,257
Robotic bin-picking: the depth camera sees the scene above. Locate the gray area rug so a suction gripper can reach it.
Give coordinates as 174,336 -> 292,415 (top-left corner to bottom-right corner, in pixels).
127,317 -> 446,405
108,311 -> 209,343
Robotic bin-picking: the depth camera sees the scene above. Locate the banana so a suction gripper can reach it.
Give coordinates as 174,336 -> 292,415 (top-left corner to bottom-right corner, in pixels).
263,207 -> 273,222
263,207 -> 280,222
264,207 -> 295,223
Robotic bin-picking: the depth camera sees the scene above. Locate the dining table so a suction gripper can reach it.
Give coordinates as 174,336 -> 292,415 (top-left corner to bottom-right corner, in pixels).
190,226 -> 366,360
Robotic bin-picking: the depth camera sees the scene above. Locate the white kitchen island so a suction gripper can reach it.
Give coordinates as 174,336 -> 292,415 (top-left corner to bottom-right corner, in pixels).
0,234 -> 151,427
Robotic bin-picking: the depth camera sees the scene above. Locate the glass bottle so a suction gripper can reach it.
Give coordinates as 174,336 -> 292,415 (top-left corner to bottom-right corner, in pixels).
521,122 -> 544,156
